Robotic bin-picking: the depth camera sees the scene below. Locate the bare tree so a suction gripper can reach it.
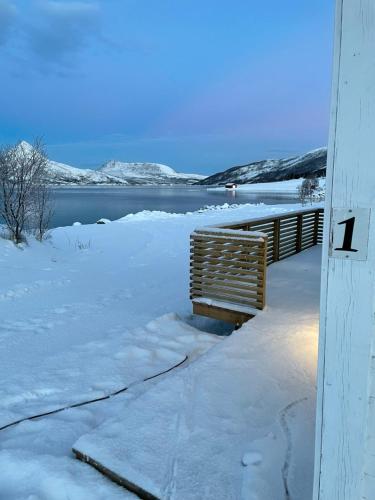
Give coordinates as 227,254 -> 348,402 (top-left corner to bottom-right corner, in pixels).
0,139 -> 52,243
298,177 -> 319,205
31,172 -> 54,241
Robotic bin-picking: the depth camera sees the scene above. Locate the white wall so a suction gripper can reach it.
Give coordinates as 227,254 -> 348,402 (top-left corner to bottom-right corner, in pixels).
314,1 -> 375,499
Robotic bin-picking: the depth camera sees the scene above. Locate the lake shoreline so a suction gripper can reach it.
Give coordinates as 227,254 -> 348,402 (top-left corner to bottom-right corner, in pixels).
49,186 -> 299,228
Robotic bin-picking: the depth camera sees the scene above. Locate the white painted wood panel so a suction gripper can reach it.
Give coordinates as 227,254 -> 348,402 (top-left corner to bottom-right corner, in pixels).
314,1 -> 375,499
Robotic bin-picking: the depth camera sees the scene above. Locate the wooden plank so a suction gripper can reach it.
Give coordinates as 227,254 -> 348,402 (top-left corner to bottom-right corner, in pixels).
191,254 -> 264,267
279,227 -> 298,238
191,263 -> 263,277
301,233 -> 315,242
301,242 -> 315,251
281,221 -> 298,229
280,223 -> 298,233
193,230 -> 266,240
246,222 -> 274,229
191,242 -> 264,253
191,247 -> 264,259
191,269 -> 263,283
301,222 -> 317,232
191,265 -> 262,278
192,233 -> 266,243
301,228 -> 315,237
301,239 -> 314,248
191,243 -> 265,255
191,289 -> 263,309
191,255 -> 263,265
192,302 -> 253,325
192,259 -> 264,272
190,276 -> 261,292
192,268 -> 263,281
302,227 -> 315,236
279,241 -> 298,253
301,232 -> 315,242
211,207 -> 319,230
190,284 -> 262,301
73,449 -> 159,500
279,233 -> 297,243
191,260 -> 263,273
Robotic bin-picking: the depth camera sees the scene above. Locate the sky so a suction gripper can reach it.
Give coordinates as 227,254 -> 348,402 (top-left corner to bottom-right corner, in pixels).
0,0 -> 335,174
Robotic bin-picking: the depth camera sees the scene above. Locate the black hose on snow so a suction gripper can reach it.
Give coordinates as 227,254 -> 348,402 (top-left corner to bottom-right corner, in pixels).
0,355 -> 188,432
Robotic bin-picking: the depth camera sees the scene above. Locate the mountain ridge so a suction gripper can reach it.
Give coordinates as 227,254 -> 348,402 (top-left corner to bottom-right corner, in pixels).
197,147 -> 327,185
99,160 -> 206,185
14,141 -> 206,186
14,142 -> 327,187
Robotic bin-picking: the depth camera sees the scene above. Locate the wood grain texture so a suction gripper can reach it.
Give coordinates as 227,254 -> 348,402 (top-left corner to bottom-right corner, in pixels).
314,1 -> 375,499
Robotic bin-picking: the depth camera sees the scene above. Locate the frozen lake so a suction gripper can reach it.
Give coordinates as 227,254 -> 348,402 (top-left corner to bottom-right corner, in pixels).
51,186 -> 298,227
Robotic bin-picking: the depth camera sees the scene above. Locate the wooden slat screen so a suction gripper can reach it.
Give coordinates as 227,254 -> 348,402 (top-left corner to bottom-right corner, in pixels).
212,207 -> 324,265
190,208 -> 324,319
190,228 -> 267,312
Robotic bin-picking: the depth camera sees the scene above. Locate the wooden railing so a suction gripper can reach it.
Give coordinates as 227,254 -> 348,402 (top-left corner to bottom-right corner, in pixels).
190,207 -> 324,325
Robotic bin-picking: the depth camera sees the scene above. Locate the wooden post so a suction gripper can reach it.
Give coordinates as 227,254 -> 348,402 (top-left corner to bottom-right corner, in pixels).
313,210 -> 320,245
314,1 -> 375,499
260,236 -> 267,309
296,214 -> 303,253
273,219 -> 280,262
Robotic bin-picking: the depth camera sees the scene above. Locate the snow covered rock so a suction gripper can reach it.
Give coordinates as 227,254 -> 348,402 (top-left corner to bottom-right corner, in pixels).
96,218 -> 111,224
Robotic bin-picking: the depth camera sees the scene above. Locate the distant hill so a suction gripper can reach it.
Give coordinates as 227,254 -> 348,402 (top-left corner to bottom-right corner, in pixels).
99,160 -> 206,185
197,148 -> 327,186
15,141 -> 206,186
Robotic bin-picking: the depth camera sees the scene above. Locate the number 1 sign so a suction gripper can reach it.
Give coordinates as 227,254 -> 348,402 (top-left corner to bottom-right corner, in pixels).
330,208 -> 371,261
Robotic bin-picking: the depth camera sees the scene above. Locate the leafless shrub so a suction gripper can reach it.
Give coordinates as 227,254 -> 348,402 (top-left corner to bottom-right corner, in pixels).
298,177 -> 319,206
31,178 -> 54,241
75,239 -> 91,251
0,139 -> 53,243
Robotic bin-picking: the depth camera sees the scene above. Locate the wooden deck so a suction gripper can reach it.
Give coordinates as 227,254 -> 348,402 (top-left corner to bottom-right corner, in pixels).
190,207 -> 324,325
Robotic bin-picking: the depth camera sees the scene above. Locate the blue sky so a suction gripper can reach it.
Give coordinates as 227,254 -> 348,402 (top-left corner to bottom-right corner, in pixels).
0,0 -> 334,173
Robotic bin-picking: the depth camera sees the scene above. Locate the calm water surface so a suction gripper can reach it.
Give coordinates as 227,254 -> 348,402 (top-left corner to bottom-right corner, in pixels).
51,186 -> 298,228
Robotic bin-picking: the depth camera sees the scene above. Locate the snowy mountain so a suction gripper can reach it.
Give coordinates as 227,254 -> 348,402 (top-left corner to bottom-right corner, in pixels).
197,148 -> 327,186
13,142 -> 127,186
46,159 -> 130,185
99,160 -> 206,185
15,142 -> 205,186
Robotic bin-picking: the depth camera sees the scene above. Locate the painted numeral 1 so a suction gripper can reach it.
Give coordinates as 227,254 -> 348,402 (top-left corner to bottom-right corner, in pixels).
334,216 -> 358,252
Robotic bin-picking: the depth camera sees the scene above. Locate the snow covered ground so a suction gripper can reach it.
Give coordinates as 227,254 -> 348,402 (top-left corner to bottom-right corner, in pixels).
208,178 -> 326,197
0,201 -> 321,499
74,247 -> 321,500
